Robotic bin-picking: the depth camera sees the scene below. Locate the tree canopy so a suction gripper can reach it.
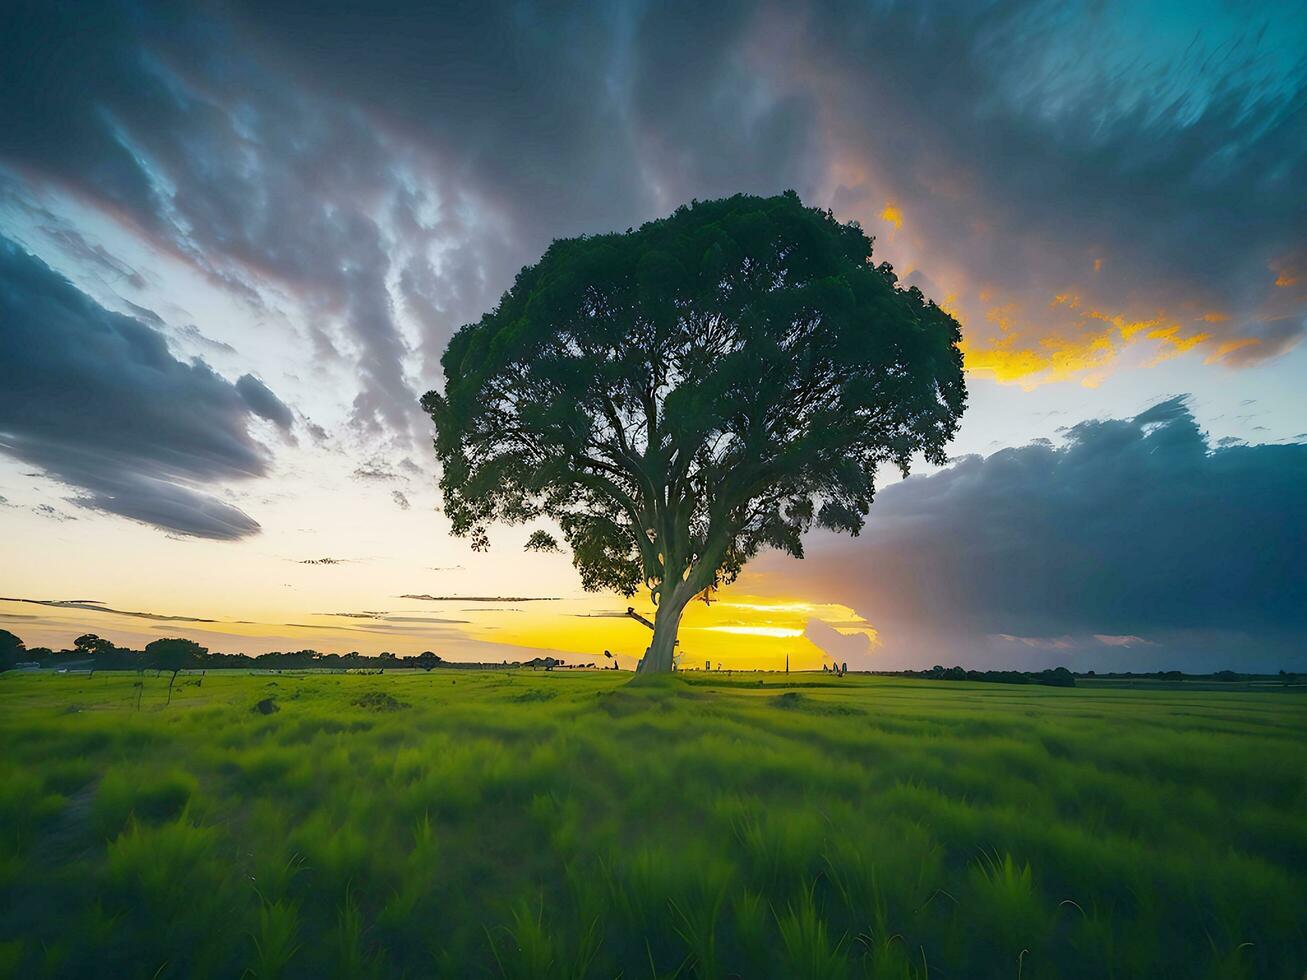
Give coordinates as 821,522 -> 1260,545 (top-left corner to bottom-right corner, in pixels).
145,637 -> 207,673
423,192 -> 966,672
0,628 -> 24,669
74,633 -> 115,657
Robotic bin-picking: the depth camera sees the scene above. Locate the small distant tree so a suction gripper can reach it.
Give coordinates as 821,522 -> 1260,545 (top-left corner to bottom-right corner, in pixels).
424,192 -> 966,674
74,633 -> 115,658
145,638 -> 207,704
416,651 -> 443,672
1039,666 -> 1076,688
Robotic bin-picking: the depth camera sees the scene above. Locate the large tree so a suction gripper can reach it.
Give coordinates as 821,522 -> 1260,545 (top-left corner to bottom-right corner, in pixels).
423,192 -> 966,674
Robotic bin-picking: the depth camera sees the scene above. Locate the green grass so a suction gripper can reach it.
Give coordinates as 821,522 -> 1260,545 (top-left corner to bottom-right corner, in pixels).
0,670 -> 1304,978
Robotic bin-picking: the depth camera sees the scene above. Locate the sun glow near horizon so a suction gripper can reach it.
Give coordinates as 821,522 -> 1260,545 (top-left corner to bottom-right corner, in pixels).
0,588 -> 879,673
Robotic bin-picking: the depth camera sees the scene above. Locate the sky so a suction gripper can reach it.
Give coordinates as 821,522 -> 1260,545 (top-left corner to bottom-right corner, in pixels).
1,0 -> 1304,671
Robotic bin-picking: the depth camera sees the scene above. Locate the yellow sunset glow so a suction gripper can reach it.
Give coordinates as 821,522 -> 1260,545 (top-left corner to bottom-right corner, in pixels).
959,329 -> 1117,389
957,294 -> 1224,388
454,591 -> 876,671
0,588 -> 876,672
694,625 -> 805,638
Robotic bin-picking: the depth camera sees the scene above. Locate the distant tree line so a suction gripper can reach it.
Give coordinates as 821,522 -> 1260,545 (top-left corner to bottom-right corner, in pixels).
0,629 -> 451,673
897,665 -> 1078,687
4,630 -> 1294,681
1079,669 -> 1299,683
892,666 -> 1301,686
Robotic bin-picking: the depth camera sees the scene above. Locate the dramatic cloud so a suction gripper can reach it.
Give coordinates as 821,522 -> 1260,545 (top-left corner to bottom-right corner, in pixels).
781,2 -> 1307,383
761,397 -> 1307,671
0,238 -> 286,538
0,2 -> 427,442
3,0 -> 1301,454
205,0 -> 1307,382
802,618 -> 878,670
0,0 -> 1302,661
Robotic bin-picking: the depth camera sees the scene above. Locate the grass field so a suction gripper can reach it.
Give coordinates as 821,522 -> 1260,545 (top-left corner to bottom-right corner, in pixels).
1,670 -> 1304,979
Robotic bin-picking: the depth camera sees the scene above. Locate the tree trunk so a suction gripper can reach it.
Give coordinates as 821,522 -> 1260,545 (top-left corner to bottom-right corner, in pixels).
166,669 -> 178,705
637,595 -> 688,675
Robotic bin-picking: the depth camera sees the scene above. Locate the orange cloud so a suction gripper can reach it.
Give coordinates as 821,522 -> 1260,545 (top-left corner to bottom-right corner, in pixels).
880,203 -> 903,230
1204,337 -> 1262,364
1270,253 -> 1302,288
958,296 -> 1215,388
960,330 -> 1116,389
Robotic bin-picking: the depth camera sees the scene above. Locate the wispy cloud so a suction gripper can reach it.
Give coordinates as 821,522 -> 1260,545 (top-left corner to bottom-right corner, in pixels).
0,597 -> 221,624
400,595 -> 562,603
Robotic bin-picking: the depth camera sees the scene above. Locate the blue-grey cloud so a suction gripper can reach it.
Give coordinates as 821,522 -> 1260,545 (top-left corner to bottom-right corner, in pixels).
223,0 -> 1306,371
764,397 -> 1307,671
40,225 -> 146,290
1,2 -> 1303,432
0,238 -> 286,539
1,2 -> 424,441
235,374 -> 295,432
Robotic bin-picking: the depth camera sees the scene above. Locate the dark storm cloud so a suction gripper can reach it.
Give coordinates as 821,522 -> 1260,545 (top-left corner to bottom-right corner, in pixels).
0,1 -> 423,439
763,397 -> 1307,671
0,238 -> 286,539
226,0 -> 1307,375
783,2 -> 1307,370
0,0 -> 827,444
1,0 -> 1303,436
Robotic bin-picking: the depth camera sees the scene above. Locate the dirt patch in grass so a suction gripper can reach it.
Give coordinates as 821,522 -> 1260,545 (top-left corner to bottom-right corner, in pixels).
771,691 -> 862,716
596,689 -> 666,718
352,691 -> 409,712
511,689 -> 558,703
